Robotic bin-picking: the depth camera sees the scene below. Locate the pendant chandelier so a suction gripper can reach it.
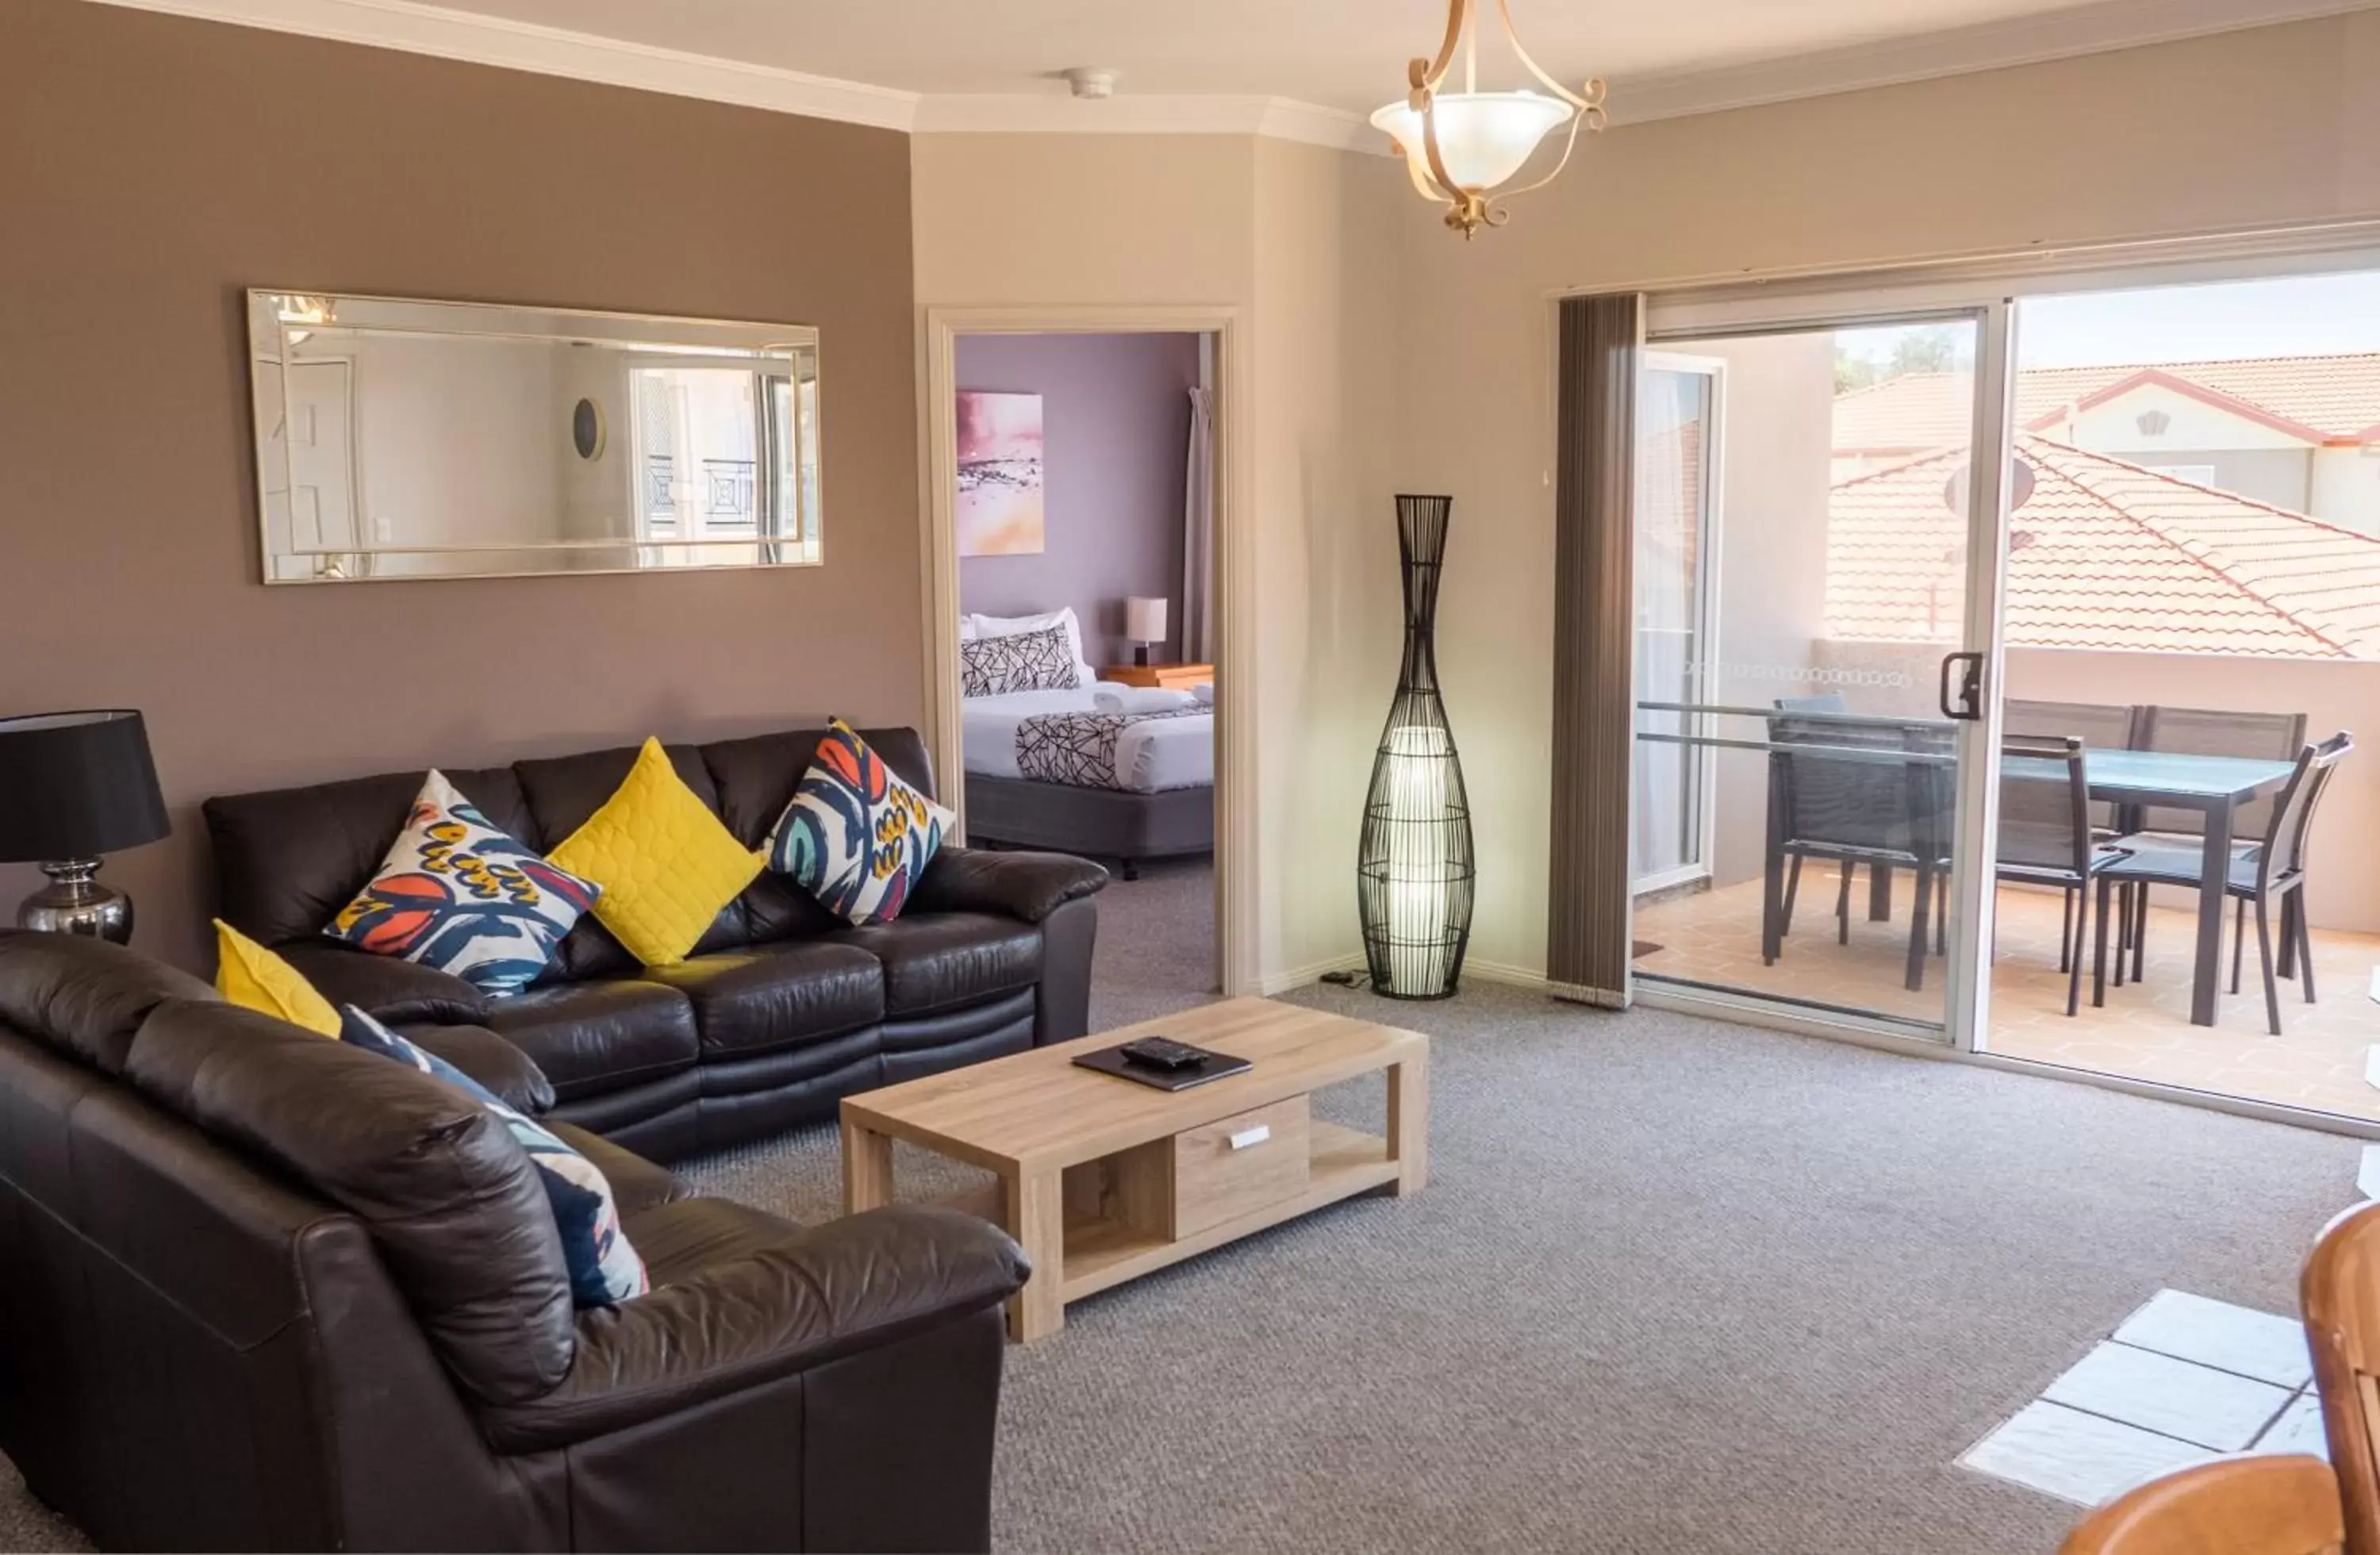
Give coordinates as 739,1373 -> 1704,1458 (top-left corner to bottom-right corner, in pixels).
1371,0 -> 1606,239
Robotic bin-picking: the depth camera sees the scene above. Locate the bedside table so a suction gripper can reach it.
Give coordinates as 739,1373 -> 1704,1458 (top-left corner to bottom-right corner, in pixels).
1103,662 -> 1214,691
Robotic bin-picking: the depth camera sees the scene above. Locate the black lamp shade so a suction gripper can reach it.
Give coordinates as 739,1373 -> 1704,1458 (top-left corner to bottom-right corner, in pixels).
0,711 -> 170,862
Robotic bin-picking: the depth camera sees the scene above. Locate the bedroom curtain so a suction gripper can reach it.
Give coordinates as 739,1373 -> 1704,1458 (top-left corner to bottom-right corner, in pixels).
1545,292 -> 1645,1008
1181,385 -> 1216,663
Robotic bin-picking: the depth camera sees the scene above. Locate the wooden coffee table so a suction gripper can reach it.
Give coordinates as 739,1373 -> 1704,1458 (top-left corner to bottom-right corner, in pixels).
840,997 -> 1428,1341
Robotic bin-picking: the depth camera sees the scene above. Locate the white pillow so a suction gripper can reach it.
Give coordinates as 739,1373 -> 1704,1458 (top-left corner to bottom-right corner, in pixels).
1092,686 -> 1197,715
967,608 -> 1093,688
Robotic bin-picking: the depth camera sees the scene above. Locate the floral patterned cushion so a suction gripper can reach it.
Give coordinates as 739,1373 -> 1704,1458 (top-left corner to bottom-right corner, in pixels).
340,1005 -> 647,1307
766,720 -> 954,925
324,770 -> 599,996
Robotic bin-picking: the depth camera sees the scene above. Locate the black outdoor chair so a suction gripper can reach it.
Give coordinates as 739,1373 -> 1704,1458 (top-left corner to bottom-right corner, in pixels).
2113,705 -> 2309,983
1764,704 -> 1955,992
1768,693 -> 1847,938
2002,699 -> 2139,973
1997,735 -> 2131,1017
2102,731 -> 2353,1035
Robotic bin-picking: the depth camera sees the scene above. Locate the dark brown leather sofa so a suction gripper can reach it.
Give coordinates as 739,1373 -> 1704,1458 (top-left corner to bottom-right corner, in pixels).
204,726 -> 1107,1161
0,930 -> 1029,1553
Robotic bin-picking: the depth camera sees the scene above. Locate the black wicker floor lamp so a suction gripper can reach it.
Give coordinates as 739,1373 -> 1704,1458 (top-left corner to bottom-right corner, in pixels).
1358,494 -> 1475,1000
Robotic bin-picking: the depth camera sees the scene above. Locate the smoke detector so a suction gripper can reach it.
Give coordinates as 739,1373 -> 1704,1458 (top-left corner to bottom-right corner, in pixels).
1061,67 -> 1119,100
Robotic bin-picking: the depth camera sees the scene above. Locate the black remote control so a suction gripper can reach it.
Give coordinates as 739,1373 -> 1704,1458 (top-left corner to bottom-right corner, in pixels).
1119,1036 -> 1208,1071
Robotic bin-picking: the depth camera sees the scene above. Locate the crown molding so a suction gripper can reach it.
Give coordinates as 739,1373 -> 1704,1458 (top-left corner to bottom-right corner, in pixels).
1256,98 -> 1380,154
912,93 -> 1376,152
82,0 -> 922,130
1604,0 -> 2380,125
79,0 -> 2380,148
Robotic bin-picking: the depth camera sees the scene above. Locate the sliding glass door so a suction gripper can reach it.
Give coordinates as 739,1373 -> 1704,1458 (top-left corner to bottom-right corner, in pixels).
1626,313 -> 2008,1042
1615,240 -> 2380,1127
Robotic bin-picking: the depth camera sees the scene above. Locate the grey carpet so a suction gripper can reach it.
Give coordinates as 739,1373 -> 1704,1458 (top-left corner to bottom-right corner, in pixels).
0,866 -> 2360,1553
1083,854 -> 1220,1031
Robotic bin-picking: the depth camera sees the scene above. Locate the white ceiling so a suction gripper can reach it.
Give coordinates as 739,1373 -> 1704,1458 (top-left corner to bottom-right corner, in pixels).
337,0 -> 2360,112
418,0 -> 2103,107
91,0 -> 2380,135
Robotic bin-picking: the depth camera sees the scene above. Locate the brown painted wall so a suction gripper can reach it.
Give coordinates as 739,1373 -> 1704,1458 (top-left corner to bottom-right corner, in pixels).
0,0 -> 923,970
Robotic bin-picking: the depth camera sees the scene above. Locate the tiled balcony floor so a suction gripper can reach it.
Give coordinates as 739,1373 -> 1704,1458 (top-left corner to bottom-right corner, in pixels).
1633,873 -> 2380,1123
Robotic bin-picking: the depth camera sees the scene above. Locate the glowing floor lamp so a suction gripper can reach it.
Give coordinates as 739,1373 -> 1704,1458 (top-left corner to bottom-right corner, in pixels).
1358,494 -> 1475,999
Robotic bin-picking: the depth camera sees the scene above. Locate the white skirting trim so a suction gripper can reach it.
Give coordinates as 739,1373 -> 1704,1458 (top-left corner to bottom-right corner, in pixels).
1256,954 -> 1365,997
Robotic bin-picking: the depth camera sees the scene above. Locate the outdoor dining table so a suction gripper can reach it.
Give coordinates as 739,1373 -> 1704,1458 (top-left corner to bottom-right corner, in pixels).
1775,732 -> 2298,1025
2007,747 -> 2298,1027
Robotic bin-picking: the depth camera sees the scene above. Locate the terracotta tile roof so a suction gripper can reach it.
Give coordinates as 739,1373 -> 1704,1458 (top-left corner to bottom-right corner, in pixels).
1833,353 -> 2380,452
1827,436 -> 2380,658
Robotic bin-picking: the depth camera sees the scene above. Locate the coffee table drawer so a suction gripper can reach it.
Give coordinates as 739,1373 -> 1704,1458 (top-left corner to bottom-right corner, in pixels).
1171,1096 -> 1309,1236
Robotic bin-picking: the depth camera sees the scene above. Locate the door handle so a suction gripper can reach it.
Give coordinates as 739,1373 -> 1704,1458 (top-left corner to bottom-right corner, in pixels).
1938,652 -> 1984,721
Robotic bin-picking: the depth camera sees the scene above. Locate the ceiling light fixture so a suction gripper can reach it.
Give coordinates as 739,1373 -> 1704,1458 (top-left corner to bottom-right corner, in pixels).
1372,0 -> 1604,239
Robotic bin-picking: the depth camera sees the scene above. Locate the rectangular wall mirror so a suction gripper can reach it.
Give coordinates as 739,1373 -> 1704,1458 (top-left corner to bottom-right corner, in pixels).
247,291 -> 821,582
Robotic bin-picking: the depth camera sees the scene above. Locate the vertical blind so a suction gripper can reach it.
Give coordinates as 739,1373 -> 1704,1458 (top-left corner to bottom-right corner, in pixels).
1545,293 -> 1645,1005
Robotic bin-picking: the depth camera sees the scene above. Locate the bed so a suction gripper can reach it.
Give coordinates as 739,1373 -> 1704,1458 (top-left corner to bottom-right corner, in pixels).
961,685 -> 1214,877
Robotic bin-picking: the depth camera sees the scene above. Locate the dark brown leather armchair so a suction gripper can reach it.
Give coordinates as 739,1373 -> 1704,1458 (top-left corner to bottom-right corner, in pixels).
0,931 -> 1028,1553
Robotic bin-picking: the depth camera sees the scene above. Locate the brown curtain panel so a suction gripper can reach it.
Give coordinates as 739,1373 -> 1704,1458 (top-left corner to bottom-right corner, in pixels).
1545,293 -> 1645,1006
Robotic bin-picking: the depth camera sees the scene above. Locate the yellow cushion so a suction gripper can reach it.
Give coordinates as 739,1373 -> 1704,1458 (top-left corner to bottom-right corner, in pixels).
547,737 -> 763,968
213,919 -> 340,1037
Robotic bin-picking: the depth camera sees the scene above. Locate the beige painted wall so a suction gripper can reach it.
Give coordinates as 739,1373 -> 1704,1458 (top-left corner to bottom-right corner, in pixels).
912,136 -> 1257,309
1376,12 -> 2380,978
1686,336 -> 1838,894
912,133 -> 1407,991
1251,137 -> 1407,986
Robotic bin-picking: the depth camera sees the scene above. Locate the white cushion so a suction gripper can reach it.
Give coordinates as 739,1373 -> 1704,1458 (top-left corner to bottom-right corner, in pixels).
1092,686 -> 1197,715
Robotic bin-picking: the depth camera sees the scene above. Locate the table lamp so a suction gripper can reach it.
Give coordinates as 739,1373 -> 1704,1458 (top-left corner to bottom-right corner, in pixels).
0,710 -> 170,943
1125,596 -> 1169,666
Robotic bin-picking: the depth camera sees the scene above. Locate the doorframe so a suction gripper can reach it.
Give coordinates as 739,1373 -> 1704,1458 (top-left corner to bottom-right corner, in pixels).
918,305 -> 1256,997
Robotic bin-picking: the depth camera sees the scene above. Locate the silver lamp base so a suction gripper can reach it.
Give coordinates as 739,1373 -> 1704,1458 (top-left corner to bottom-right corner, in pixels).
17,859 -> 134,944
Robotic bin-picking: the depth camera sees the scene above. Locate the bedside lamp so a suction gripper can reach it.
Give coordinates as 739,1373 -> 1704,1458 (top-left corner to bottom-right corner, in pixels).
1125,596 -> 1169,666
0,710 -> 170,943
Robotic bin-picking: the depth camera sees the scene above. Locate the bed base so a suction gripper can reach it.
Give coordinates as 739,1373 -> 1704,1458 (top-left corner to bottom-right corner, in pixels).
962,774 -> 1214,880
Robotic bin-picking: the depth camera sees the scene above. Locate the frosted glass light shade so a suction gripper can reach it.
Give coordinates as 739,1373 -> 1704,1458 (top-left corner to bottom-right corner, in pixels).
1369,90 -> 1572,191
1125,595 -> 1168,643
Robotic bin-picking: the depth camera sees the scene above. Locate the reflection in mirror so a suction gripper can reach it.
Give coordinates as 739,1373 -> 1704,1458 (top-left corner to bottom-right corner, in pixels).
248,291 -> 821,582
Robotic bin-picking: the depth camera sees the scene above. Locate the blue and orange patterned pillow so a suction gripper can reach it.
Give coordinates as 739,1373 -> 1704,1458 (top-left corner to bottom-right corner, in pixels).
339,1005 -> 648,1307
325,771 -> 599,996
767,720 -> 954,926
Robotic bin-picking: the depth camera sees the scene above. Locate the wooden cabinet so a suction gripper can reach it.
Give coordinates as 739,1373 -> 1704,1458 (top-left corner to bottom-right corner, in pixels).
1101,662 -> 1214,691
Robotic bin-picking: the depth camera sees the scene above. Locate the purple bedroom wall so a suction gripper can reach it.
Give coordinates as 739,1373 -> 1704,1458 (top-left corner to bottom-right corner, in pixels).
955,331 -> 1201,667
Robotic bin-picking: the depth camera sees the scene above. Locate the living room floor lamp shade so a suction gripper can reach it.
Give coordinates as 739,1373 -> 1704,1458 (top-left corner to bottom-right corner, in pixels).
1358,496 -> 1475,999
0,710 -> 170,943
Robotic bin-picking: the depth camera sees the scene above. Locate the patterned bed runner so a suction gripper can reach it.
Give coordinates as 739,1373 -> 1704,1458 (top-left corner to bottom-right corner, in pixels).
1015,707 -> 1207,789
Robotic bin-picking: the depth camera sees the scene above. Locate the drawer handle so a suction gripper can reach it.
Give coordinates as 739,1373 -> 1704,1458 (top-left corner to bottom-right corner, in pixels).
1227,1124 -> 1272,1151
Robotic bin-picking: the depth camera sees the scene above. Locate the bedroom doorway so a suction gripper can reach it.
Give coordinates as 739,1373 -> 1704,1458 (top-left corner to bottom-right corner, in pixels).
921,310 -> 1238,1027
